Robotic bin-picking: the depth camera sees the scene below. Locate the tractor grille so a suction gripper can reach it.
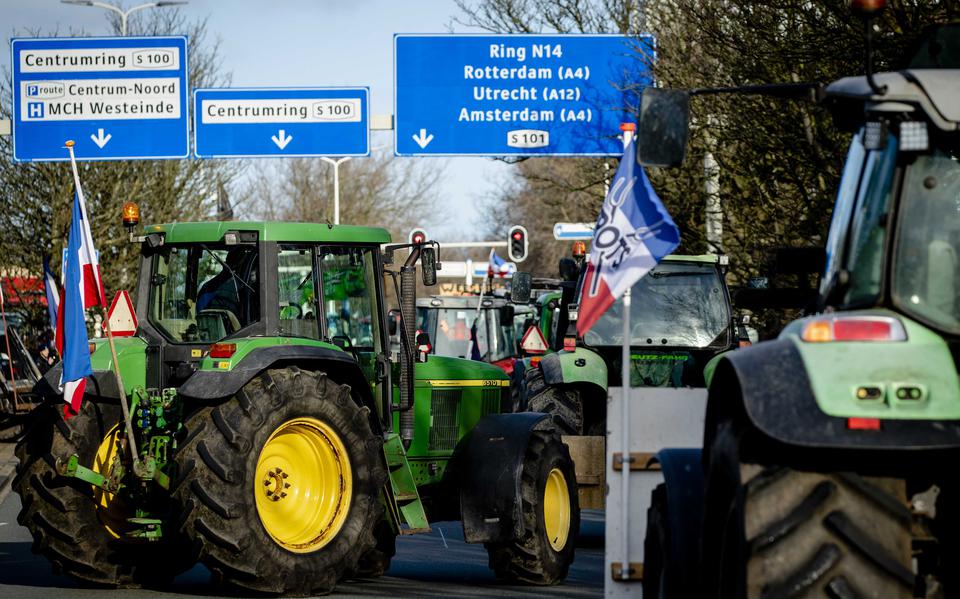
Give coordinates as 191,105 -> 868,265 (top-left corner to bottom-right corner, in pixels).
429,389 -> 462,451
481,389 -> 502,415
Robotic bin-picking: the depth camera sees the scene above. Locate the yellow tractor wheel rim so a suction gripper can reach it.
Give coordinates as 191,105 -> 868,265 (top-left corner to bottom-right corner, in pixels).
92,425 -> 128,539
543,467 -> 571,551
255,417 -> 352,553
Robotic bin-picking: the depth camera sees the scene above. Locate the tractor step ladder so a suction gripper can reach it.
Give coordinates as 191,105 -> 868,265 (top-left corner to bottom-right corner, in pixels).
382,433 -> 431,534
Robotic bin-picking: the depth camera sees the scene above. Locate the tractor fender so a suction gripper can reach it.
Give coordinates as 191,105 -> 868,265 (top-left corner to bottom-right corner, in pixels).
539,348 -> 607,399
707,338 -> 960,453
651,447 -> 705,592
178,345 -> 374,409
454,411 -> 551,544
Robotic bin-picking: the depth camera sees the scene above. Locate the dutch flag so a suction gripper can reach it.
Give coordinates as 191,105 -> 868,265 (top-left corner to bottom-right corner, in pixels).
577,140 -> 680,337
42,256 -> 60,336
55,188 -> 106,416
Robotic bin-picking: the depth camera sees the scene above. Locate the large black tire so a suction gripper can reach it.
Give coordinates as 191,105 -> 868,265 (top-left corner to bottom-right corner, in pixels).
704,424 -> 926,599
525,366 -> 584,435
352,519 -> 397,578
171,367 -> 387,595
485,428 -> 580,585
13,401 -> 191,586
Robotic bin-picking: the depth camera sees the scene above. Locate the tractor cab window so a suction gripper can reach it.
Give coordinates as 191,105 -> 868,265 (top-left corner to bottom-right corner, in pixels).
150,244 -> 259,343
319,247 -> 380,350
842,134 -> 899,305
893,144 -> 960,333
278,247 -> 319,339
583,262 -> 730,348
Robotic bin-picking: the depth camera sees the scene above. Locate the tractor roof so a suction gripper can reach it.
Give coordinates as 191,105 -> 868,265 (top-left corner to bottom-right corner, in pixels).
145,221 -> 392,244
825,69 -> 960,132
418,295 -> 510,308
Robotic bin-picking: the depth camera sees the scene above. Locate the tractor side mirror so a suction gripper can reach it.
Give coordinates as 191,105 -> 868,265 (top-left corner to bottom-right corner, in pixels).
416,332 -> 431,362
421,247 -> 438,286
511,272 -> 532,303
636,88 -> 691,168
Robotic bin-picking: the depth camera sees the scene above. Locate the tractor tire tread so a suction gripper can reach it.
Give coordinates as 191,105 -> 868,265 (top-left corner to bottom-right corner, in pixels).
742,467 -> 917,599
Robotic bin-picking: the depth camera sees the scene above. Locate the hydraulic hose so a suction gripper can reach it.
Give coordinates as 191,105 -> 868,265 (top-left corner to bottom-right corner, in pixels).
399,247 -> 420,448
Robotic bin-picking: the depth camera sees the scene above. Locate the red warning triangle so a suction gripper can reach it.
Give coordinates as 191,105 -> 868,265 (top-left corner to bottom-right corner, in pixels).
107,290 -> 138,337
520,325 -> 549,355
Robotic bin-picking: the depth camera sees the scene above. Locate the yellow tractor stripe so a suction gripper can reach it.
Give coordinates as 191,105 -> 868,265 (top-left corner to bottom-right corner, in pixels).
422,379 -> 510,388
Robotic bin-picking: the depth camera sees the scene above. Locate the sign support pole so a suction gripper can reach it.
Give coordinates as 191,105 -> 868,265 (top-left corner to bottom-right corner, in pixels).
65,141 -> 139,464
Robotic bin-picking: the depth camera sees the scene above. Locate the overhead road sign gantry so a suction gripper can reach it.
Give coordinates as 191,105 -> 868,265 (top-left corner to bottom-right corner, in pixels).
394,34 -> 653,157
11,36 -> 189,162
194,87 -> 370,158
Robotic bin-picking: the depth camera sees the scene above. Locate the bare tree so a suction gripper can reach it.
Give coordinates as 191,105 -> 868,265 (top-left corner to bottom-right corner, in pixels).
244,151 -> 443,243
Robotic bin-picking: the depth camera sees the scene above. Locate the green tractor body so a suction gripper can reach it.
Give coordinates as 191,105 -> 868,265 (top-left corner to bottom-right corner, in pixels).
640,22 -> 960,599
15,221 -> 580,594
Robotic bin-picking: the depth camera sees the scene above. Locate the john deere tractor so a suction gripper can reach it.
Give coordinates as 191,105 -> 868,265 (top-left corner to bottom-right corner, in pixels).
14,221 -> 579,594
638,15 -> 960,599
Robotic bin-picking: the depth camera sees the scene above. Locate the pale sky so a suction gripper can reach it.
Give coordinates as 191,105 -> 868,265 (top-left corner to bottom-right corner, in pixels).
1,0 -> 516,239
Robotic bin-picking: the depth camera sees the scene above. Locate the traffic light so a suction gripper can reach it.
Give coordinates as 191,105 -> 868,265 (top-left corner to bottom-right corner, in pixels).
408,228 -> 428,245
508,225 -> 528,262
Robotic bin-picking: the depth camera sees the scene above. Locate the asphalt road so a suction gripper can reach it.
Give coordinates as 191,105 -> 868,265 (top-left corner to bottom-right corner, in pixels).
0,473 -> 604,599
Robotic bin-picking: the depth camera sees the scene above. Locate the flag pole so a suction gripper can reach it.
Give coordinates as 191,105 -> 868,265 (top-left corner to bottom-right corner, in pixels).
618,124 -> 635,580
0,284 -> 20,409
64,140 -> 139,464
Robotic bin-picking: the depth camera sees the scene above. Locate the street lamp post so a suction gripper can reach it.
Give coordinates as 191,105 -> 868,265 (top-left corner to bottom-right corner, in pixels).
61,1 -> 187,36
320,156 -> 351,225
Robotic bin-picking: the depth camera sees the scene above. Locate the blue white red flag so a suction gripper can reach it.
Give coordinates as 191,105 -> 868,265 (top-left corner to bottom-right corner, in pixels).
577,140 -> 680,337
487,249 -> 511,278
55,189 -> 106,415
43,256 -> 60,335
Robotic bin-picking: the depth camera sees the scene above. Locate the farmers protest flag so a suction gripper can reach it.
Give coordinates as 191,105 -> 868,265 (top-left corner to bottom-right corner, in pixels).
55,188 -> 106,416
577,140 -> 680,337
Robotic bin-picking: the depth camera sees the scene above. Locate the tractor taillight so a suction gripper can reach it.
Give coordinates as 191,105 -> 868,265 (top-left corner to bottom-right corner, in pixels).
210,343 -> 236,358
847,417 -> 881,431
801,316 -> 906,343
563,336 -> 577,351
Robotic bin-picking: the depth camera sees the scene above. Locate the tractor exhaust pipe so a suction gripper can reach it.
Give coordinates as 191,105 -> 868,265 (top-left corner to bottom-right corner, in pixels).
398,247 -> 420,449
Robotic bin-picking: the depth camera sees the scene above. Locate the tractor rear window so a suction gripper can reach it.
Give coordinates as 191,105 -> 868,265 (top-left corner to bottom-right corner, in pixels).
149,244 -> 260,343
319,247 -> 380,350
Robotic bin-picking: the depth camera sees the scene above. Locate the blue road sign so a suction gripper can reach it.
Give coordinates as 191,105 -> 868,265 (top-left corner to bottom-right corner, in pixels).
11,36 -> 189,162
394,34 -> 652,157
194,88 -> 369,158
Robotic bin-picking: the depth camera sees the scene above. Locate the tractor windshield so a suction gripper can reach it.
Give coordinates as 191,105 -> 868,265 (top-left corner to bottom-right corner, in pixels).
417,306 -> 512,362
582,262 -> 730,348
892,141 -> 960,333
149,244 -> 260,343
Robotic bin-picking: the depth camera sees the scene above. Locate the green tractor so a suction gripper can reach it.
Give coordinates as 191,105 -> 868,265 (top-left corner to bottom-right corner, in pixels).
14,221 -> 579,594
638,17 -> 960,599
516,254 -> 740,435
511,253 -> 741,508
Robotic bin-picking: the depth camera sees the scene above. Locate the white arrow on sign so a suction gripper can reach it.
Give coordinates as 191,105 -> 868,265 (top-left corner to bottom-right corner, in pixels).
271,129 -> 293,150
90,128 -> 112,149
412,128 -> 434,149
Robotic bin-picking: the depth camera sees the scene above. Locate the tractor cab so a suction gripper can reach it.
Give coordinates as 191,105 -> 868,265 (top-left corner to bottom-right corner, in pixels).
816,45 -> 960,342
572,255 -> 736,387
415,294 -> 518,373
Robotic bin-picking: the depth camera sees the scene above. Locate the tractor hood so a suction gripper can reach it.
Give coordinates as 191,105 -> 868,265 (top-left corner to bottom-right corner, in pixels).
825,69 -> 960,132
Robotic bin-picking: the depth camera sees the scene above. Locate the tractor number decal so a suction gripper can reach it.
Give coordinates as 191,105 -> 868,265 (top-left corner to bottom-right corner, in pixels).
424,379 -> 510,388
